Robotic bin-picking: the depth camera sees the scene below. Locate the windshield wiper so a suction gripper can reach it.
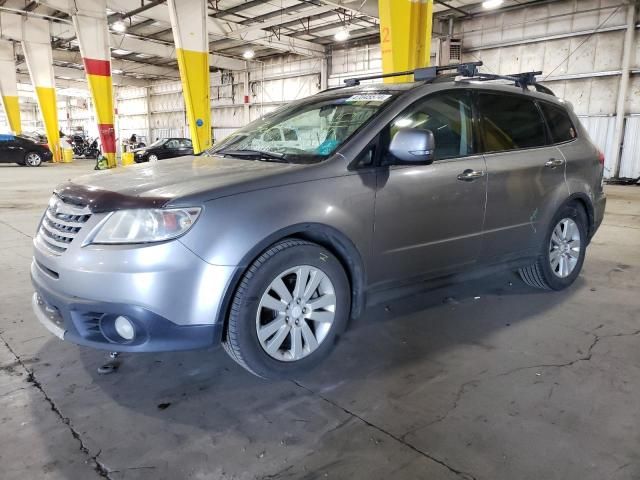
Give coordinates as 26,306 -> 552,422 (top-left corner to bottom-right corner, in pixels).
217,149 -> 288,162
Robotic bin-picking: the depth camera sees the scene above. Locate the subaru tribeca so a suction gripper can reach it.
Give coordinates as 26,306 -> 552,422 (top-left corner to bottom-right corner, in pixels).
31,65 -> 606,378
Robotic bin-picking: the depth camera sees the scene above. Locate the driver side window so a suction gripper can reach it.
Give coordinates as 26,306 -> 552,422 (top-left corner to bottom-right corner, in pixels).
388,90 -> 475,161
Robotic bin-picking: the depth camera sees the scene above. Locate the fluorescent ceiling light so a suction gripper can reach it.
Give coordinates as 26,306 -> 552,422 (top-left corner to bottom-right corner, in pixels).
112,69 -> 123,75
482,0 -> 504,9
242,49 -> 255,59
112,20 -> 127,33
334,28 -> 350,42
112,49 -> 132,55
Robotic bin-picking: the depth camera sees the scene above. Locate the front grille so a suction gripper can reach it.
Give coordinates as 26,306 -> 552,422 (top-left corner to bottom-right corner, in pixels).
37,196 -> 92,255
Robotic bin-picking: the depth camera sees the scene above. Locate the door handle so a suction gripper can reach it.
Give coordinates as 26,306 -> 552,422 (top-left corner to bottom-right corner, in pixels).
457,169 -> 485,181
545,158 -> 564,168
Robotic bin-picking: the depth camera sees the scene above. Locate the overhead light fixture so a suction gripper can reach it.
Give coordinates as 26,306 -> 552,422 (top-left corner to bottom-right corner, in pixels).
334,28 -> 350,42
242,49 -> 255,59
112,20 -> 127,33
482,0 -> 504,9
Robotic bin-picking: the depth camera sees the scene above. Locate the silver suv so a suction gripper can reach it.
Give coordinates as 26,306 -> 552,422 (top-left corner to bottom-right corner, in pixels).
31,65 -> 606,378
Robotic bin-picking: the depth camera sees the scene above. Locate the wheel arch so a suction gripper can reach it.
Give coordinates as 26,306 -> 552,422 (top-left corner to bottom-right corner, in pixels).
217,223 -> 366,341
563,192 -> 595,239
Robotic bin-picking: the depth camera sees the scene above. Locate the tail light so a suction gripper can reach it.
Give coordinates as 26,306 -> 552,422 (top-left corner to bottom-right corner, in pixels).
597,150 -> 605,166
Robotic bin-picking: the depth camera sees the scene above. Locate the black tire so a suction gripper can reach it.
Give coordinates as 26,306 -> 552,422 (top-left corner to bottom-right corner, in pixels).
519,202 -> 588,290
24,151 -> 43,167
223,239 -> 350,379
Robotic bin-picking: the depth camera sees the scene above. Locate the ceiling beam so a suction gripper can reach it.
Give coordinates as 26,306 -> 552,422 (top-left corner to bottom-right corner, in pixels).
219,5 -> 334,37
109,32 -> 247,70
434,0 -> 472,18
104,0 -> 326,56
209,0 -> 264,18
16,63 -> 149,86
49,49 -> 181,78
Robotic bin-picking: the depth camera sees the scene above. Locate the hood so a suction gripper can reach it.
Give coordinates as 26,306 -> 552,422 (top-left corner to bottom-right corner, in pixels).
55,155 -> 306,212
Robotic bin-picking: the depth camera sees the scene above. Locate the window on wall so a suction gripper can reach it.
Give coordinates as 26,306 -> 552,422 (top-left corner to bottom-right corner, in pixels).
477,93 -> 547,152
389,90 -> 475,161
539,102 -> 577,144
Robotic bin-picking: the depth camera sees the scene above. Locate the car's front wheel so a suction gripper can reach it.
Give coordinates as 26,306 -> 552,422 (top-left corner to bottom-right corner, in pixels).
24,151 -> 43,167
223,239 -> 350,378
148,154 -> 158,162
519,203 -> 588,290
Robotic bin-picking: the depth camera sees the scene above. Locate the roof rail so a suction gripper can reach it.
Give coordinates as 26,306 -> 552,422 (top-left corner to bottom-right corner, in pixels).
343,61 -> 483,86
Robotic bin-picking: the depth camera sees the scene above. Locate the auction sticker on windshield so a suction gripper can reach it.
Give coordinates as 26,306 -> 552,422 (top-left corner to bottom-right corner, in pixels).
345,94 -> 392,103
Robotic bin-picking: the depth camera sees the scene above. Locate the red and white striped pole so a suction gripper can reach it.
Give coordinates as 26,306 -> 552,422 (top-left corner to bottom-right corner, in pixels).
71,0 -> 116,167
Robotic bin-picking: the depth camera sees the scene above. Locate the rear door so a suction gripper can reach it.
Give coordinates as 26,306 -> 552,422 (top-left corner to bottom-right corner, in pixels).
477,91 -> 567,261
371,90 -> 487,287
177,138 -> 193,155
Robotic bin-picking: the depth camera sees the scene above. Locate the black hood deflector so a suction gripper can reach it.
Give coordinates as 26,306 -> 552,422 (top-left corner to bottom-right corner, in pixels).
55,182 -> 171,213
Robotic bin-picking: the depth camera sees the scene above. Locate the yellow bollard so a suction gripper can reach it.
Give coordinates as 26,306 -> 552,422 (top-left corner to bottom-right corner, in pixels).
62,148 -> 74,163
121,152 -> 135,166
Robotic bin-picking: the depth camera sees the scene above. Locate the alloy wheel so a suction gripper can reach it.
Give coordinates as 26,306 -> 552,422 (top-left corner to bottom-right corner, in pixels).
256,265 -> 336,362
549,218 -> 581,278
25,152 -> 42,167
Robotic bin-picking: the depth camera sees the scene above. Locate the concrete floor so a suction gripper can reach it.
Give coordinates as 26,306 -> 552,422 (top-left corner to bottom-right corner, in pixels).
1,161 -> 639,480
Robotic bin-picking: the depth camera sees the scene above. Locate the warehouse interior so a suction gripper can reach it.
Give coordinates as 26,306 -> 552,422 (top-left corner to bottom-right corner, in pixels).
1,0 -> 640,479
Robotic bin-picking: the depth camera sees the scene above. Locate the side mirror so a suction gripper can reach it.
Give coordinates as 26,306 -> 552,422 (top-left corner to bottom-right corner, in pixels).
388,128 -> 435,165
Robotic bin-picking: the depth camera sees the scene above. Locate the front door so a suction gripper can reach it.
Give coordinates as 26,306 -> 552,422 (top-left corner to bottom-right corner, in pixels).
476,91 -> 568,260
162,139 -> 181,159
371,90 -> 487,288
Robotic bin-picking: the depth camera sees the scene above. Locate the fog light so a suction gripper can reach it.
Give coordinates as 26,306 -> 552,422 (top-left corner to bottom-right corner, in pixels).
114,315 -> 135,340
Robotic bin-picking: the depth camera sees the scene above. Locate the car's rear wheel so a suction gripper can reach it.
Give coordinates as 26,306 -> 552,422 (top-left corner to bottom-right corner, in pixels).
519,203 -> 588,290
223,239 -> 350,378
24,151 -> 43,167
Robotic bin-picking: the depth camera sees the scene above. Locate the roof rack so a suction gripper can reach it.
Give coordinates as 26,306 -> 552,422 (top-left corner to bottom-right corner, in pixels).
343,61 -> 483,86
464,70 -> 555,95
342,61 -> 555,96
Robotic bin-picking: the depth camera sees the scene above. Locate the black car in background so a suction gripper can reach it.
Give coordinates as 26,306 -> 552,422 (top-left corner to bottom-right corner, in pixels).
0,134 -> 53,167
133,137 -> 193,163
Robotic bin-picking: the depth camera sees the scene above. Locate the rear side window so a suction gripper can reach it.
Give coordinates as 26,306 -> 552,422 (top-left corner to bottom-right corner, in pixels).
477,93 -> 547,152
539,102 -> 576,143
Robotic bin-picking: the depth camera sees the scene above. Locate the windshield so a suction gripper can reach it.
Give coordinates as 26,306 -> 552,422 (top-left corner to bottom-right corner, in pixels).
146,138 -> 166,148
205,92 -> 396,163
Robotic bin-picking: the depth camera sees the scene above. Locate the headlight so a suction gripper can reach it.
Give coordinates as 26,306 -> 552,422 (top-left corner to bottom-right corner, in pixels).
92,207 -> 201,244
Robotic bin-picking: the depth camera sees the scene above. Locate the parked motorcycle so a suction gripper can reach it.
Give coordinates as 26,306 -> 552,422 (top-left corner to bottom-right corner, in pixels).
84,138 -> 101,159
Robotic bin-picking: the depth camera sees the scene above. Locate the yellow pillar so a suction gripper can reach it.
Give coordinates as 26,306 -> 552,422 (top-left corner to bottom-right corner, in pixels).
168,0 -> 211,154
21,17 -> 60,161
379,0 -> 434,83
0,41 -> 21,135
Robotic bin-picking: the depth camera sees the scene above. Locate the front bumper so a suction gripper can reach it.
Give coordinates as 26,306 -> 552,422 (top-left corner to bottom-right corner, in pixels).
31,220 -> 237,351
31,288 -> 222,352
